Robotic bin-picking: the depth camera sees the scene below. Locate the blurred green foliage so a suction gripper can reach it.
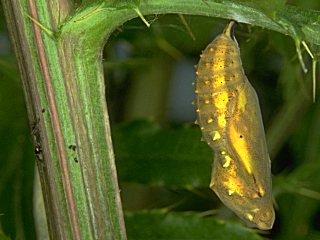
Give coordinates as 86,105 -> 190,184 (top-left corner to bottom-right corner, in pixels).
0,42 -> 36,239
125,211 -> 264,240
1,0 -> 320,239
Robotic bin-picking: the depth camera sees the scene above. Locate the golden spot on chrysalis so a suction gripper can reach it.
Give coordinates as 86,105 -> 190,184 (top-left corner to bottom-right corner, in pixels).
229,123 -> 253,175
213,75 -> 225,88
252,208 -> 260,213
223,171 -> 245,198
246,213 -> 254,221
213,92 -> 229,109
207,118 -> 214,124
212,131 -> 221,141
258,185 -> 265,197
228,190 -> 234,196
205,99 -> 210,104
223,155 -> 232,168
238,90 -> 247,112
217,113 -> 226,127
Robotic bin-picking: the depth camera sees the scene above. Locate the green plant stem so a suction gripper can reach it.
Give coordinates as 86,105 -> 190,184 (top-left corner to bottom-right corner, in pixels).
2,0 -> 126,239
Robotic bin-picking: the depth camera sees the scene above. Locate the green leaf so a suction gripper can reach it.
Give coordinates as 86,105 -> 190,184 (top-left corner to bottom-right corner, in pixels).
0,228 -> 11,240
125,211 -> 265,240
113,120 -> 212,188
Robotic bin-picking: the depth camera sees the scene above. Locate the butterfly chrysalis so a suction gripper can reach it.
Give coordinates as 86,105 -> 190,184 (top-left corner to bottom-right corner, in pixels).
195,21 -> 275,230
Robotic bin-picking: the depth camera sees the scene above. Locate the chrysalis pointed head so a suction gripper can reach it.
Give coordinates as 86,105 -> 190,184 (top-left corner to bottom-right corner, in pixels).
222,20 -> 239,45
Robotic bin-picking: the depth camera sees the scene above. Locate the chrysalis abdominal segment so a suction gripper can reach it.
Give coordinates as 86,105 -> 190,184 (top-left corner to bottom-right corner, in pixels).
195,21 -> 275,230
